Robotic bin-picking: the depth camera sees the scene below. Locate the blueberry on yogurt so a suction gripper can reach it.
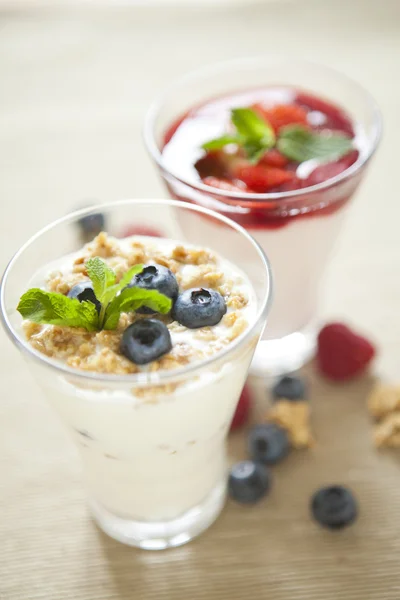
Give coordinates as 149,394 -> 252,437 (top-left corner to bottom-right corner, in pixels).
127,264 -> 178,314
173,288 -> 226,328
68,281 -> 101,313
121,319 -> 172,365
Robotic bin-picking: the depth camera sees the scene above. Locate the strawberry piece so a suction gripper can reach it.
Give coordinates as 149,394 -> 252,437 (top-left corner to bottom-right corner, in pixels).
317,323 -> 376,381
235,164 -> 294,193
260,149 -> 289,168
120,225 -> 162,238
230,384 -> 252,431
195,151 -> 229,180
261,104 -> 308,133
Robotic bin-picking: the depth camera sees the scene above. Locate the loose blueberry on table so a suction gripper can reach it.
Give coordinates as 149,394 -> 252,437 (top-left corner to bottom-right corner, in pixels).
248,423 -> 290,465
311,485 -> 358,530
228,460 -> 271,504
272,374 -> 307,401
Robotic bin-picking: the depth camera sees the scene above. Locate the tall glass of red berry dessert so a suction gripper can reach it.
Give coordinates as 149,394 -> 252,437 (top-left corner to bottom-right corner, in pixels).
144,58 -> 381,375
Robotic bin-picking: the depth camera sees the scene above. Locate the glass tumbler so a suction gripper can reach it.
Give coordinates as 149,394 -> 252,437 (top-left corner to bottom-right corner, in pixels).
144,58 -> 381,375
0,199 -> 272,549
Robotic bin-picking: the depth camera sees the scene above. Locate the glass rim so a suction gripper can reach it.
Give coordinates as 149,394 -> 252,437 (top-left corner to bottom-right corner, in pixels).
143,57 -> 382,204
0,198 -> 273,385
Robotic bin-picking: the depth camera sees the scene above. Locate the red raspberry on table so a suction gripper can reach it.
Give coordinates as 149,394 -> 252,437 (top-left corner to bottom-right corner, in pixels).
120,225 -> 162,238
254,103 -> 308,133
230,384 -> 252,431
317,323 -> 376,381
234,164 -> 294,193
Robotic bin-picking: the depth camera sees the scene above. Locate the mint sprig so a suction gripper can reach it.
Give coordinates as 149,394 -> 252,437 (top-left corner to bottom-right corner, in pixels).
17,258 -> 172,332
202,108 -> 353,165
202,108 -> 276,164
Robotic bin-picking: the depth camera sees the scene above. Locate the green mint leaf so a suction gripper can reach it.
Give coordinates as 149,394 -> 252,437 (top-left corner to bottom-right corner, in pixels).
231,108 -> 275,148
201,108 -> 275,164
113,264 -> 144,294
86,257 -> 116,303
242,142 -> 270,165
202,134 -> 240,152
17,289 -> 99,332
99,264 -> 145,307
103,287 -> 172,331
277,125 -> 353,163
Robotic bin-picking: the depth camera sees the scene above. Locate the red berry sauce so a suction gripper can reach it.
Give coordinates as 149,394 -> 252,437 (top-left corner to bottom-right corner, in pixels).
161,88 -> 365,229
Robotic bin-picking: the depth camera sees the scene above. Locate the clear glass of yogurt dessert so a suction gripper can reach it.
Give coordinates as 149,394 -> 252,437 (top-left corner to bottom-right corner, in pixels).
0,199 -> 272,549
144,58 -> 381,375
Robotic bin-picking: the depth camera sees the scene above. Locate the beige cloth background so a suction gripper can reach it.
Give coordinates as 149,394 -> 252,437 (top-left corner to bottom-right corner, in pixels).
1,1 -> 400,598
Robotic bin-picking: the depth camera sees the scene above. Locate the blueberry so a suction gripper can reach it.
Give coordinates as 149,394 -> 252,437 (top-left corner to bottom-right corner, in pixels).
77,212 -> 106,240
128,265 -> 178,314
68,282 -> 101,313
173,288 -> 226,329
248,423 -> 290,465
120,319 -> 172,365
272,374 -> 307,401
228,460 -> 271,504
311,485 -> 358,530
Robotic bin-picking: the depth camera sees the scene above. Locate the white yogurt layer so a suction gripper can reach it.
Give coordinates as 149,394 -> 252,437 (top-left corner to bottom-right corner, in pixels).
249,208 -> 348,339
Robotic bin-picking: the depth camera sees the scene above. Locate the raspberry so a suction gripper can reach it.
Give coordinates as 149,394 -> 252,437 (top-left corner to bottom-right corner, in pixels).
234,164 -> 294,193
230,384 -> 251,430
317,323 -> 376,381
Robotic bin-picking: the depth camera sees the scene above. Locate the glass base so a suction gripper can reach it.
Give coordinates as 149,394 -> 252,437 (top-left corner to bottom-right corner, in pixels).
90,481 -> 227,550
250,324 -> 317,377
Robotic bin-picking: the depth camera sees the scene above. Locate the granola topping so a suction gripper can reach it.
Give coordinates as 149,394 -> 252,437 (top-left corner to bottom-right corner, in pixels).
23,233 -> 256,376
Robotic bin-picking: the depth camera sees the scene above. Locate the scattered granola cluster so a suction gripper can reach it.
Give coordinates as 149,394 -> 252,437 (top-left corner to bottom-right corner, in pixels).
367,384 -> 400,448
23,233 -> 254,375
267,400 -> 314,449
